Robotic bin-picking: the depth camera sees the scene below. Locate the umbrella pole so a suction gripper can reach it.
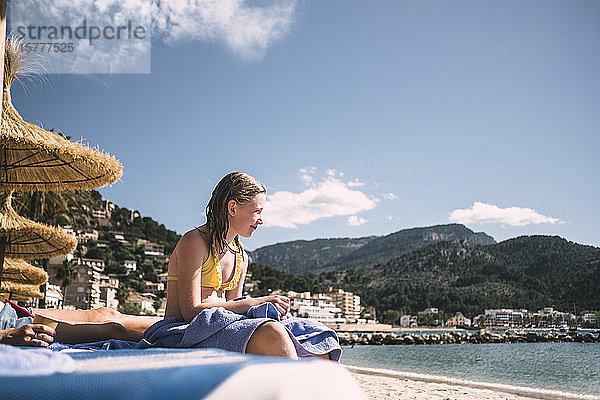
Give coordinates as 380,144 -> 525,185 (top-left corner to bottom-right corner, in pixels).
0,0 -> 6,115
0,0 -> 6,290
0,236 -> 5,288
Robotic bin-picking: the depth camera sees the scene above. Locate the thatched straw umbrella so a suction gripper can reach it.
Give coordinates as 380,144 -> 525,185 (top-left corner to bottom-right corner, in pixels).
0,190 -> 76,298
1,39 -> 123,192
0,38 -> 123,297
0,257 -> 47,299
1,257 -> 47,284
0,191 -> 76,260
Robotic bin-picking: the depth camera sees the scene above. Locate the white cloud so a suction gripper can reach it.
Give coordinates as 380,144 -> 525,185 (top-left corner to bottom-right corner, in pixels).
263,173 -> 376,228
385,215 -> 393,221
299,166 -> 317,184
383,192 -> 397,201
9,0 -> 296,74
347,180 -> 365,187
348,215 -> 368,226
153,0 -> 297,60
10,0 -> 152,73
449,202 -> 561,227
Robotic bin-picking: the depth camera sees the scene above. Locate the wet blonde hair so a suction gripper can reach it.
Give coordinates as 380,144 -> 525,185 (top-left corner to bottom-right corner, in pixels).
205,172 -> 266,255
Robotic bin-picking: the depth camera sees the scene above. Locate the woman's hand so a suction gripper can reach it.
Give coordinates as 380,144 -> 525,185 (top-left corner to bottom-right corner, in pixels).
0,324 -> 56,347
251,295 -> 291,317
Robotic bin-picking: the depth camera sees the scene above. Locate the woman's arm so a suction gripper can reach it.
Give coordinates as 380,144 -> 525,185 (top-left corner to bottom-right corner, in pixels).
225,251 -> 290,317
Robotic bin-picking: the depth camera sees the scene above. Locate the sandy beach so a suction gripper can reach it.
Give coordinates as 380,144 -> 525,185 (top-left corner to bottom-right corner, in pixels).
347,366 -> 600,400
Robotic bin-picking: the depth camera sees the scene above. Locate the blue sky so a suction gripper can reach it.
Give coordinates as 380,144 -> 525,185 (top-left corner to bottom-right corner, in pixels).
9,0 -> 600,250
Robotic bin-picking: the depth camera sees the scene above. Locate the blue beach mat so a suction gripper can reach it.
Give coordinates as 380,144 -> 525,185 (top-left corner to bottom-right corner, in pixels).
0,345 -> 363,400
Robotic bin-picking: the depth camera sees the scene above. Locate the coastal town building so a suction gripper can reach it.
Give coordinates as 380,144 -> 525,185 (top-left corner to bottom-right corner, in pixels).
99,275 -> 119,309
326,288 -> 361,322
123,260 -> 137,273
446,312 -> 472,327
136,239 -> 165,256
128,293 -> 156,315
61,226 -> 99,243
47,256 -> 105,310
128,208 -> 141,223
142,281 -> 164,295
583,313 -> 597,325
286,291 -> 345,325
94,199 -> 115,221
481,309 -> 526,327
400,315 -> 417,328
417,307 -> 444,326
473,307 -> 577,328
142,242 -> 165,257
114,232 -> 129,244
361,306 -> 377,321
44,284 -> 63,309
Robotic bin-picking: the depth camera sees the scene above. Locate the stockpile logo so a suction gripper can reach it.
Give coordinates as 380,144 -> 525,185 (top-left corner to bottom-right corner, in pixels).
8,1 -> 151,74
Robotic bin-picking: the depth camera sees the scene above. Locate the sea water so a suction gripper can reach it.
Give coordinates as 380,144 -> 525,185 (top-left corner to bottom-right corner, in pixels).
341,342 -> 600,398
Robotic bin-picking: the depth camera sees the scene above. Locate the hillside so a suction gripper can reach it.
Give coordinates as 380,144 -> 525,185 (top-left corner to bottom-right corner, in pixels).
317,236 -> 600,317
249,224 -> 495,274
248,236 -> 376,274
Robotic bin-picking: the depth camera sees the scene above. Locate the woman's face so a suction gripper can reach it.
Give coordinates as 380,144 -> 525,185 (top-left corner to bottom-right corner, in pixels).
229,192 -> 266,238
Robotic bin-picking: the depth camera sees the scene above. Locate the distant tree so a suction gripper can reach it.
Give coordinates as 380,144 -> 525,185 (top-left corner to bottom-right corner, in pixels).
118,302 -> 141,316
382,310 -> 400,325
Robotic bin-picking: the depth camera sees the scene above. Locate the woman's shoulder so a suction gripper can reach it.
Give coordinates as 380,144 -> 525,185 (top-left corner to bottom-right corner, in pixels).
177,226 -> 211,257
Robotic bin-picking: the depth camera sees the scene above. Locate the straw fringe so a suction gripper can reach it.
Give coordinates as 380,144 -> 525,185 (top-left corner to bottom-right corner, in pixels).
1,258 -> 48,285
0,280 -> 43,298
0,192 -> 77,260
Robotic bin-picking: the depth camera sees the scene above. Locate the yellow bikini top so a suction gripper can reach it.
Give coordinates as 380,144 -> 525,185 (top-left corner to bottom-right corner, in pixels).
168,238 -> 244,291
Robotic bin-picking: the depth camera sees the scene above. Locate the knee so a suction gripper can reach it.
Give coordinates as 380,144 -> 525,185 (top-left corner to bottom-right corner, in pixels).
246,322 -> 297,359
256,321 -> 288,339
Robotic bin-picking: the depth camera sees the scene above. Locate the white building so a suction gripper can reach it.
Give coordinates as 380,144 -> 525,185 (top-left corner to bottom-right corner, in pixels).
123,260 -> 137,272
287,291 -> 344,325
44,284 -> 63,309
76,229 -> 99,242
129,293 -> 156,315
484,309 -> 527,327
144,243 -> 165,256
400,315 -> 417,328
583,313 -> 597,325
99,274 -> 119,309
447,312 -> 472,327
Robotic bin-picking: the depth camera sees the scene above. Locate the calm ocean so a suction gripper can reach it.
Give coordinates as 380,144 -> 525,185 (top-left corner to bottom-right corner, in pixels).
341,343 -> 600,398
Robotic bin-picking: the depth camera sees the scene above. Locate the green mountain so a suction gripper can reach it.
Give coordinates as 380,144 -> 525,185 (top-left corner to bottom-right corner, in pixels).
249,224 -> 495,274
318,236 -> 600,317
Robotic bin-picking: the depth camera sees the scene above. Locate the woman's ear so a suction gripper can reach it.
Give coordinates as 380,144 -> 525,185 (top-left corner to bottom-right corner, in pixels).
228,199 -> 237,216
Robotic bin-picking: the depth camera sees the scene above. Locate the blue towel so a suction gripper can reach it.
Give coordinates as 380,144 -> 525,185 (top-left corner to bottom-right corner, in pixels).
0,303 -> 33,330
71,303 -> 341,361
